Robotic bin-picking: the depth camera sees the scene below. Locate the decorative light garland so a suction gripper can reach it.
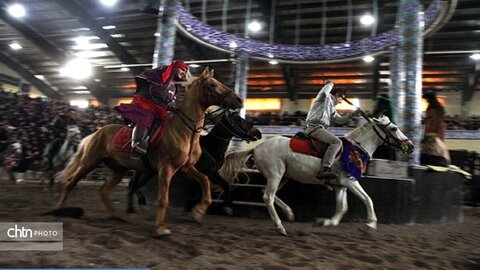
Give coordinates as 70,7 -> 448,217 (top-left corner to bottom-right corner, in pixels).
176,0 -> 446,63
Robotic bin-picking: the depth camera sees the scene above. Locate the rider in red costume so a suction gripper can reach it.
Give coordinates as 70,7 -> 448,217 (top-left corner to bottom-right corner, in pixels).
115,60 -> 189,160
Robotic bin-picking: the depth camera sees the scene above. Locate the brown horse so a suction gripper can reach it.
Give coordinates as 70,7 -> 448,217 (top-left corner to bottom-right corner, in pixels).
54,67 -> 243,236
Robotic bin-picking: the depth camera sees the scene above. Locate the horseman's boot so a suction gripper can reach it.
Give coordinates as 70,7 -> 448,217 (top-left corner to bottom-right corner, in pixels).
316,166 -> 339,181
131,125 -> 149,160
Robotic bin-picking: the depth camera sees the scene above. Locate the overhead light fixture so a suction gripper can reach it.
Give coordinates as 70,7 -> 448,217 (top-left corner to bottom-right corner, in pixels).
73,43 -> 108,50
110,33 -> 125,38
120,65 -> 130,72
70,99 -> 89,109
34,75 -> 45,80
363,55 -> 375,63
154,32 -> 160,37
8,4 -> 26,18
268,60 -> 279,65
469,53 -> 480,60
100,0 -> 118,7
60,58 -> 92,80
189,64 -> 200,68
74,36 -> 90,48
72,91 -> 91,95
9,42 -> 22,50
360,14 -> 375,26
247,21 -> 262,32
229,41 -> 238,49
102,25 -> 116,30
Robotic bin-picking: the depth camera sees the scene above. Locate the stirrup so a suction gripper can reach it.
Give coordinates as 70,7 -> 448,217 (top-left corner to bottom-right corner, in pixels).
132,142 -> 147,155
133,146 -> 147,156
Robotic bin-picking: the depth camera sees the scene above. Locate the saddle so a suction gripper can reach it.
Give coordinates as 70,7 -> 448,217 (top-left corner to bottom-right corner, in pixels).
289,133 -> 370,180
289,132 -> 342,159
111,125 -> 165,153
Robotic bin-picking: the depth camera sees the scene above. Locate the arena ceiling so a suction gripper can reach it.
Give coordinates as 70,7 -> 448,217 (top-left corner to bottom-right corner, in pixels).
0,0 -> 479,104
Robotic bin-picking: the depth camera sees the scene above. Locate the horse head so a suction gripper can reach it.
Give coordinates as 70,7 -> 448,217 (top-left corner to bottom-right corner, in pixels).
66,126 -> 82,146
197,67 -> 243,110
372,115 -> 414,154
221,111 -> 262,142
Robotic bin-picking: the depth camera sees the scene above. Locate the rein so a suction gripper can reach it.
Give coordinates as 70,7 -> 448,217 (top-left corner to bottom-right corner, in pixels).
205,111 -> 255,142
173,109 -> 206,133
341,96 -> 404,149
198,79 -> 236,107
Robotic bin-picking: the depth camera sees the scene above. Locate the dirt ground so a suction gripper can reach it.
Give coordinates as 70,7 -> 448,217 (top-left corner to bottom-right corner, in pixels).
0,180 -> 479,270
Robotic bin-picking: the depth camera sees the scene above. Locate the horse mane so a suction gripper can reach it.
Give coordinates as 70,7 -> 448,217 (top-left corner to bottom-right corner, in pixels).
179,72 -> 197,87
345,120 -> 373,141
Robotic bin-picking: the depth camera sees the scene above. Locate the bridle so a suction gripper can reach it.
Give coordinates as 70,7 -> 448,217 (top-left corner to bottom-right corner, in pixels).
371,120 -> 410,150
173,77 -> 234,134
198,77 -> 236,108
341,96 -> 409,150
205,110 -> 257,142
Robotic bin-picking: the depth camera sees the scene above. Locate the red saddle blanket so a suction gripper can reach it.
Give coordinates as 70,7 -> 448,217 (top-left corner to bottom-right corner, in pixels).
289,136 -> 342,159
111,126 -> 165,152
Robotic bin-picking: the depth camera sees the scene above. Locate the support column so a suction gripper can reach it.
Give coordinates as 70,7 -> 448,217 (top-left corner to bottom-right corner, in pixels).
153,0 -> 178,67
389,46 -> 404,126
234,52 -> 249,118
398,0 -> 424,164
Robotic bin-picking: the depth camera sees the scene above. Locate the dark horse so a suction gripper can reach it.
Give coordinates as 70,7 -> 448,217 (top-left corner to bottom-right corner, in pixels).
54,67 -> 243,236
127,110 -> 262,214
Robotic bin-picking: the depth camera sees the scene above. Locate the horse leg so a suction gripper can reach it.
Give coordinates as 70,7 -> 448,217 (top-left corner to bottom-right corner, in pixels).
7,168 -> 15,183
155,166 -> 176,236
315,186 -> 348,227
211,172 -> 234,215
182,166 -> 212,222
262,174 -> 286,236
345,180 -> 377,228
127,172 -> 143,214
99,170 -> 126,218
273,195 -> 295,221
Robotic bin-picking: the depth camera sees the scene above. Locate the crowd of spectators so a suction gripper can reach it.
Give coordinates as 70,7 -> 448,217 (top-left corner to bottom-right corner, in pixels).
0,87 -> 123,173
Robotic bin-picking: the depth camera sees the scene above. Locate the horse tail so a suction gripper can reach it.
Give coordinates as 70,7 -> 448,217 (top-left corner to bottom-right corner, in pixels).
218,149 -> 254,186
55,133 -> 93,183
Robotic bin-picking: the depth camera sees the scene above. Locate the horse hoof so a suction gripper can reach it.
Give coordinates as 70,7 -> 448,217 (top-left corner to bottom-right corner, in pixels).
366,221 -> 377,229
109,214 -> 129,223
192,210 -> 204,223
222,206 -> 234,216
156,227 -> 172,236
276,227 -> 287,236
313,218 -> 329,227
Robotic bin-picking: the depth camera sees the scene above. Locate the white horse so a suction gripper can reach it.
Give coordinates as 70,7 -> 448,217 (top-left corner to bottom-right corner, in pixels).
43,125 -> 82,186
52,125 -> 82,169
0,142 -> 23,182
220,115 -> 414,235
